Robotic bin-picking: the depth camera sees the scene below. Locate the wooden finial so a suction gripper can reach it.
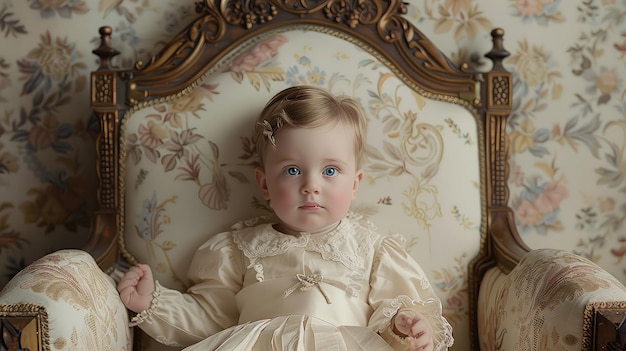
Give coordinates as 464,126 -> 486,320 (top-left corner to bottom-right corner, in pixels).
485,28 -> 510,72
92,26 -> 120,70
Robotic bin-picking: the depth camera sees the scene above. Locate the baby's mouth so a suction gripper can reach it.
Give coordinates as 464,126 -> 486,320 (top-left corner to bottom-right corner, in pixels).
299,202 -> 323,209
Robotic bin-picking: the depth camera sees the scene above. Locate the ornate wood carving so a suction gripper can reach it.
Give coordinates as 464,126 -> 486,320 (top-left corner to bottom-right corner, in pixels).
488,113 -> 509,207
92,26 -> 120,70
220,0 -> 279,28
95,111 -> 118,211
0,304 -> 48,351
126,0 -> 478,104
489,74 -> 510,107
583,301 -> 626,351
480,28 -> 530,275
91,72 -> 116,106
468,28 -> 530,351
88,28 -> 124,271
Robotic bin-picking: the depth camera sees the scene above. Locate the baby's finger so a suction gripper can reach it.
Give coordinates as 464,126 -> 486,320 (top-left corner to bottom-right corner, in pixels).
394,310 -> 419,335
117,276 -> 137,291
134,263 -> 152,276
116,268 -> 143,292
408,336 -> 432,351
410,318 -> 432,338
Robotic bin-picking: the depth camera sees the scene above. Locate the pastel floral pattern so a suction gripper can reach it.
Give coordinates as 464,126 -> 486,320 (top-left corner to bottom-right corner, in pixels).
510,160 -> 569,233
9,31 -> 93,237
510,0 -> 565,25
0,0 -> 624,297
0,1 -> 624,350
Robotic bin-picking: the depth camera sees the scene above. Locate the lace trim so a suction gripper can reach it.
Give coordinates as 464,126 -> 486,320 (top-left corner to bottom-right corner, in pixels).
381,295 -> 455,350
250,257 -> 265,282
230,215 -> 274,231
232,213 -> 379,294
232,224 -> 309,259
129,282 -> 162,327
304,218 -> 370,271
380,324 -> 410,345
232,213 -> 377,271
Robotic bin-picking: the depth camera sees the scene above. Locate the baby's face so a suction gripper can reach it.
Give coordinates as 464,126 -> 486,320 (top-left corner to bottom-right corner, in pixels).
255,121 -> 363,235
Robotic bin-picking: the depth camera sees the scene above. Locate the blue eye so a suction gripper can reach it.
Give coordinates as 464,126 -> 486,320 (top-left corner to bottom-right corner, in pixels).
323,167 -> 337,177
284,167 -> 300,176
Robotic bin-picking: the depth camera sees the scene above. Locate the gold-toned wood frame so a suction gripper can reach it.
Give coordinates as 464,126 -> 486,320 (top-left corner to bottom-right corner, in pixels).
0,304 -> 49,351
583,301 -> 626,350
88,0 -> 529,349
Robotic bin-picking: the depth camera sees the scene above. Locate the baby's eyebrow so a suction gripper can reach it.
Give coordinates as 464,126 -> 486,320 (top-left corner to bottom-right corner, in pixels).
322,158 -> 350,165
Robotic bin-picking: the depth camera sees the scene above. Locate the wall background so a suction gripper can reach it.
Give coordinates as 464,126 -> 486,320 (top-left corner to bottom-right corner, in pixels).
0,0 -> 624,287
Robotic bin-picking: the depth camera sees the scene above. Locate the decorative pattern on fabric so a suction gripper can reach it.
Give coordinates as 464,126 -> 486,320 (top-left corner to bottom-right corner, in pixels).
232,213 -> 378,272
0,250 -> 131,350
479,249 -> 626,351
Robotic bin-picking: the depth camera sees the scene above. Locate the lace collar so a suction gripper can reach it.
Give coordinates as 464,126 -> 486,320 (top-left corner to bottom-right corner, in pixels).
231,213 -> 378,272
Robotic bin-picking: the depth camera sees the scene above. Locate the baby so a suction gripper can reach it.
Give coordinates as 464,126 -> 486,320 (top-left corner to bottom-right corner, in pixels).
118,85 -> 454,350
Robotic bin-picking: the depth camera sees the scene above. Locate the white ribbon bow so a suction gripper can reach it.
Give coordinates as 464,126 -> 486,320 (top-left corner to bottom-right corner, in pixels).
283,273 -> 332,304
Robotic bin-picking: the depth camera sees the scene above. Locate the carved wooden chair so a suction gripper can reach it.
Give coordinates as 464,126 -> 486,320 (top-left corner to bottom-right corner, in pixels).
1,0 -> 626,350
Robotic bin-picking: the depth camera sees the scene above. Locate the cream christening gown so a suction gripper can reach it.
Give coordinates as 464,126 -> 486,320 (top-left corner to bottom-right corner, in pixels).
130,213 -> 454,350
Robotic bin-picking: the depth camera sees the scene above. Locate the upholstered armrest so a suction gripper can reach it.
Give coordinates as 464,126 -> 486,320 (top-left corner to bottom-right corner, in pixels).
0,249 -> 132,349
478,248 -> 626,351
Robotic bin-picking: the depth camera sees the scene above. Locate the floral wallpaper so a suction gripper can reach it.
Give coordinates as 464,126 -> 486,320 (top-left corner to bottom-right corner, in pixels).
0,0 -> 625,289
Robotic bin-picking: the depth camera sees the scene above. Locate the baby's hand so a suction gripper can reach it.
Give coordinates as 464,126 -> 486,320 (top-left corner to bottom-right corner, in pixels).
394,310 -> 434,351
117,263 -> 155,313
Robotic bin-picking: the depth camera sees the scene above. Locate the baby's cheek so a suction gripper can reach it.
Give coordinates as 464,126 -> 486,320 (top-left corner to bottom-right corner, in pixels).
272,188 -> 294,209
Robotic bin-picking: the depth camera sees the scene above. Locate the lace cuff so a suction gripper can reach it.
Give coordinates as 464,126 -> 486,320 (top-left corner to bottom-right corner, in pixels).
129,281 -> 162,327
381,295 -> 454,351
380,324 -> 410,344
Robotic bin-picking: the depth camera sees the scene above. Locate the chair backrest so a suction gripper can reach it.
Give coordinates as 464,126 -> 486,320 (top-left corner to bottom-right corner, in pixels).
89,1 -> 522,349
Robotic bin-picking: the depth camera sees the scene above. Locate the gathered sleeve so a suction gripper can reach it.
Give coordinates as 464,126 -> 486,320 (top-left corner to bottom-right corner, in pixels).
131,231 -> 246,347
368,235 -> 454,351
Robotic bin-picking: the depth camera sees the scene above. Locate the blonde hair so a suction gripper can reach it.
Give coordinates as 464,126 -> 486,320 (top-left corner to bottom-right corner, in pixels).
254,85 -> 367,168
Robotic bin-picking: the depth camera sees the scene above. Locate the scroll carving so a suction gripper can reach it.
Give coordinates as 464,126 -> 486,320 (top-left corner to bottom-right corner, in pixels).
377,6 -> 455,75
212,0 -> 454,77
125,0 -> 476,104
134,1 -> 225,75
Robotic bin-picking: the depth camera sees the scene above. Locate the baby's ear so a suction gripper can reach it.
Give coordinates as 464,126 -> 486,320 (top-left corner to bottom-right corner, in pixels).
352,169 -> 363,199
255,167 -> 271,200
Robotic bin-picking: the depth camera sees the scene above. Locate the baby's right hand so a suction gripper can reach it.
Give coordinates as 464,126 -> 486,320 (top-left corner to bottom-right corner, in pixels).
117,263 -> 155,313
394,310 -> 434,351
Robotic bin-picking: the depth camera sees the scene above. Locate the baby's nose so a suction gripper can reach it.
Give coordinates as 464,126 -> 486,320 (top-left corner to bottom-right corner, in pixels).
301,178 -> 320,194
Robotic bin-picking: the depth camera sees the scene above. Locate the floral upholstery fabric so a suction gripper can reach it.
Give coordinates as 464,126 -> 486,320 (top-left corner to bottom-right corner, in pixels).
0,249 -> 132,350
121,28 -> 481,349
478,248 -> 626,351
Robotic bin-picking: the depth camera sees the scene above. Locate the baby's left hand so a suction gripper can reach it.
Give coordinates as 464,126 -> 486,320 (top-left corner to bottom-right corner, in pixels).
393,310 -> 434,351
